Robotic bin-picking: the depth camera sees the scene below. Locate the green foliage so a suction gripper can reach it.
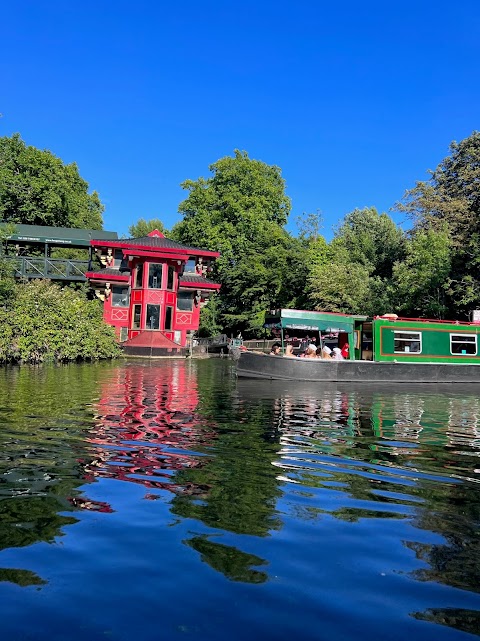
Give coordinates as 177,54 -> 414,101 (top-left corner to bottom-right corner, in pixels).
0,280 -> 121,363
392,228 -> 452,318
306,208 -> 405,316
128,217 -> 167,238
172,150 -> 293,334
0,134 -> 104,229
198,294 -> 222,337
398,131 -> 480,317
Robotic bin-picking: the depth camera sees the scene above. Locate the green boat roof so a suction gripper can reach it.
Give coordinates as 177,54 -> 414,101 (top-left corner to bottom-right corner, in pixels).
264,308 -> 368,334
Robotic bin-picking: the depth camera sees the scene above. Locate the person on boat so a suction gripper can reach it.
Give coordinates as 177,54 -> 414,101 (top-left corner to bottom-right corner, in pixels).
322,345 -> 332,359
284,344 -> 295,358
270,343 -> 282,356
304,347 -> 317,359
332,347 -> 344,360
340,343 -> 349,359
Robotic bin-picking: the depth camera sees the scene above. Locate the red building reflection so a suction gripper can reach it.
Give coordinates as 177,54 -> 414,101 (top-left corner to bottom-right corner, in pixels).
76,363 -> 215,509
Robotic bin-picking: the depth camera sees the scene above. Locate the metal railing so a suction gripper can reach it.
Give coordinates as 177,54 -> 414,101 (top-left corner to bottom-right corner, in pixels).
4,256 -> 90,281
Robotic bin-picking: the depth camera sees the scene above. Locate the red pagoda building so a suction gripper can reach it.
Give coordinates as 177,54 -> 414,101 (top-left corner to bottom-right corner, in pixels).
86,230 -> 220,356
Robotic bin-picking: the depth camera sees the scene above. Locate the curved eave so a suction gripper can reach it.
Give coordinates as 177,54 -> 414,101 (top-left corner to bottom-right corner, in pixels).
179,280 -> 220,290
86,271 -> 130,283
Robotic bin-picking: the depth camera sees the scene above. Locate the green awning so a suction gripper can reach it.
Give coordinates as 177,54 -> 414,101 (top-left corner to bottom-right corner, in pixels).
264,318 -> 354,334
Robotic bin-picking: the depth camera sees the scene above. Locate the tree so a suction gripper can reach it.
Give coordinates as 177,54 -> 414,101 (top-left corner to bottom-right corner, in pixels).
128,218 -> 167,238
171,150 -> 292,334
334,207 -> 405,279
392,228 -> 452,318
0,134 -> 104,229
306,208 -> 404,316
398,131 -> 480,317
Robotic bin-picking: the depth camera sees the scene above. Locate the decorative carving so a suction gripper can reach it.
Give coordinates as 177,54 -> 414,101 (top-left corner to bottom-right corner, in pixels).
99,247 -> 114,267
104,282 -> 111,299
194,290 -> 202,306
195,257 -> 207,277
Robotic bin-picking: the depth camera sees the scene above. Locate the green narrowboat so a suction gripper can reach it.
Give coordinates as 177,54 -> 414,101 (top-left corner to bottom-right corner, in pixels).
235,309 -> 480,382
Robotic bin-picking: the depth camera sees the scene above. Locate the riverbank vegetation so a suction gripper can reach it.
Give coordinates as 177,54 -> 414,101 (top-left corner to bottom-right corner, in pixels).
0,279 -> 122,363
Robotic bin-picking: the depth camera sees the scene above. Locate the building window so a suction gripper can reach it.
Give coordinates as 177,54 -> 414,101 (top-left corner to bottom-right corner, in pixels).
450,334 -> 477,355
394,331 -> 422,354
167,265 -> 175,290
135,264 -> 143,288
111,286 -> 129,307
132,304 -> 142,329
165,306 -> 173,330
148,263 -> 163,289
119,327 -> 128,342
146,304 -> 160,329
184,258 -> 196,273
176,291 -> 193,311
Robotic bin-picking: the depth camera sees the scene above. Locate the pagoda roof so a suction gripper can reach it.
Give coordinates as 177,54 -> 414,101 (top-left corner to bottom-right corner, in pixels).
90,232 -> 220,258
179,273 -> 221,289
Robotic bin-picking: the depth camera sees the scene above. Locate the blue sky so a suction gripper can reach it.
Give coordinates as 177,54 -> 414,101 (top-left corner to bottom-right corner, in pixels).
1,1 -> 479,238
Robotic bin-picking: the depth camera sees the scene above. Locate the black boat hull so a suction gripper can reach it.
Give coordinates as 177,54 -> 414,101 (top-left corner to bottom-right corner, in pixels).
235,350 -> 480,383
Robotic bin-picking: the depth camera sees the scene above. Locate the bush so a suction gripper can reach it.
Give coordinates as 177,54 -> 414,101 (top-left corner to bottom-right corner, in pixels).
0,280 -> 122,363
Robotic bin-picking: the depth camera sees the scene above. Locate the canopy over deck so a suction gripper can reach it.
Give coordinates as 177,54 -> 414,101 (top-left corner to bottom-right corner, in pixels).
264,308 -> 368,334
0,223 -> 118,248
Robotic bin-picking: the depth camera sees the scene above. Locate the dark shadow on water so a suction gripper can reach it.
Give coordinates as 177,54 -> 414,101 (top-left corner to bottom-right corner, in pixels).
184,535 -> 268,583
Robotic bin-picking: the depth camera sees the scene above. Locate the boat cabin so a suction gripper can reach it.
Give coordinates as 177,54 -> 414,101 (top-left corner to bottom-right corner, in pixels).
265,309 -> 480,364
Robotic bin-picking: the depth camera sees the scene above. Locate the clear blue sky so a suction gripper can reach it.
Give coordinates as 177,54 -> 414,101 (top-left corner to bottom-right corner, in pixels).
1,1 -> 479,238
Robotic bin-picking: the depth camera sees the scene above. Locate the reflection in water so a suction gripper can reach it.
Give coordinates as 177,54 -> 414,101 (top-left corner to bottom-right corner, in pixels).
0,364 -> 480,640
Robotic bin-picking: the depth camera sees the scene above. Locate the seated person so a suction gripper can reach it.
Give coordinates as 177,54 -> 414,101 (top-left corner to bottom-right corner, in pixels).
332,347 -> 344,360
304,347 -> 317,359
270,342 -> 282,356
322,346 -> 332,359
284,344 -> 295,358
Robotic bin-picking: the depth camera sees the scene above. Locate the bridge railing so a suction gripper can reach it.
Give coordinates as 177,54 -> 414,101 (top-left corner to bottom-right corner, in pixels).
4,256 -> 90,281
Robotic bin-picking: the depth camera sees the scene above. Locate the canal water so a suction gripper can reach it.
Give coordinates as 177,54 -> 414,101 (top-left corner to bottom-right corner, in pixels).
0,360 -> 479,641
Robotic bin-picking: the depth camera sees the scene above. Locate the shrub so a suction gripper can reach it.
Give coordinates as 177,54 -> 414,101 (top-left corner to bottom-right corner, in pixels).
0,280 -> 122,363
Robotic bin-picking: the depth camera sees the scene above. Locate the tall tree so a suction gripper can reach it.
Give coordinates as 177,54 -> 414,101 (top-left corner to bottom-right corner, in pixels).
392,228 -> 451,318
128,217 -> 167,238
307,208 -> 404,315
398,131 -> 480,317
171,150 -> 292,334
0,134 -> 104,229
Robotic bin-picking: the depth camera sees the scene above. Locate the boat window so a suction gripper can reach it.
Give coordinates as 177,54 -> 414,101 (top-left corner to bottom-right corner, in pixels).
394,331 -> 422,354
450,334 -> 477,355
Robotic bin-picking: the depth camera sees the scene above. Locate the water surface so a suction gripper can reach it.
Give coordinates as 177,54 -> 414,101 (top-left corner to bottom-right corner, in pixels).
0,360 -> 479,640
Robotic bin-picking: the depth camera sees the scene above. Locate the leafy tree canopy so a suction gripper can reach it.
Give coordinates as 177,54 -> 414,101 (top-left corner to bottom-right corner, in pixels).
128,217 -> 167,238
171,150 -> 293,334
398,131 -> 480,317
0,134 -> 104,229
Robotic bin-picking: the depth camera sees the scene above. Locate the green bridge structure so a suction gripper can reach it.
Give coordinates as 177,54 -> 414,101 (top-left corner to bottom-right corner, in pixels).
1,223 -> 118,282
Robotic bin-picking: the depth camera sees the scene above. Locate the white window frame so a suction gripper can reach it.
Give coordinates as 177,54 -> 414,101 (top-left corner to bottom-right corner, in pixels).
394,330 -> 422,354
450,333 -> 477,356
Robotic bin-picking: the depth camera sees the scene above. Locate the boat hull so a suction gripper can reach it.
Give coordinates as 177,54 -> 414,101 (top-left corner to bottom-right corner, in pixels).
235,351 -> 480,383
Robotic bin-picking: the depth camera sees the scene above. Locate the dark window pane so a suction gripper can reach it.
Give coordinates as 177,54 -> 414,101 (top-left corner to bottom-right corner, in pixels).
176,292 -> 193,311
451,334 -> 477,355
146,304 -> 160,330
135,264 -> 143,288
148,263 -> 163,289
112,286 -> 129,307
132,304 -> 141,329
165,306 -> 173,330
167,265 -> 175,290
